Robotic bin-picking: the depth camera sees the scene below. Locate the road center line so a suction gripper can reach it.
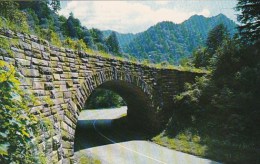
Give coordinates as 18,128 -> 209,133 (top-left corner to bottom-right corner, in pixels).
93,120 -> 167,164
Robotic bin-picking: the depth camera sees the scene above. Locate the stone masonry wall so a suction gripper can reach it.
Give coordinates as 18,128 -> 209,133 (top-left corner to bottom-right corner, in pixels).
0,29 -> 203,163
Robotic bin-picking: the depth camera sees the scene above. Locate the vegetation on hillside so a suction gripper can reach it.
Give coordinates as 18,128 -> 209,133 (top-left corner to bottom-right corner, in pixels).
0,0 -> 122,57
0,60 -> 53,163
122,14 -> 237,64
1,0 -> 259,163
153,1 -> 260,163
85,89 -> 125,109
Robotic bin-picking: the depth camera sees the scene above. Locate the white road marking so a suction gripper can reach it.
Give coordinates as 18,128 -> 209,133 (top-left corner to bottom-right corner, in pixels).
92,120 -> 167,164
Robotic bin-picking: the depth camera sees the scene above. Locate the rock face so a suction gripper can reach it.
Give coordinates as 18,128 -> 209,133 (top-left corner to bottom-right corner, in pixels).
0,29 -> 203,163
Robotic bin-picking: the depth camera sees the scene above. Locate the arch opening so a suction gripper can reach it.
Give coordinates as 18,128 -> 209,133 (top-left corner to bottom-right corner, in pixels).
73,80 -> 155,162
85,88 -> 126,110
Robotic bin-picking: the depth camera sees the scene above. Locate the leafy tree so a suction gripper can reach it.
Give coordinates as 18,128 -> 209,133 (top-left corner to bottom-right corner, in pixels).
90,28 -> 104,44
192,47 -> 209,68
105,32 -> 120,55
18,0 -> 60,12
66,12 -> 80,38
0,61 -> 39,163
49,0 -> 61,12
89,28 -> 109,51
236,0 -> 260,43
192,24 -> 230,68
82,28 -> 94,48
85,89 -> 125,109
0,0 -> 29,32
0,0 -> 19,19
206,24 -> 229,54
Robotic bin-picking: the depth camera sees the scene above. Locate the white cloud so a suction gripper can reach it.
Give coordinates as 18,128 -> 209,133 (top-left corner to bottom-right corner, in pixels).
198,9 -> 211,17
59,1 -> 233,33
155,1 -> 169,5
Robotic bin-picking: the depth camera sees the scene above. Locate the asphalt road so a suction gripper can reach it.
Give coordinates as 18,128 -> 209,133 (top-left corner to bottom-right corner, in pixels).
74,106 -> 221,164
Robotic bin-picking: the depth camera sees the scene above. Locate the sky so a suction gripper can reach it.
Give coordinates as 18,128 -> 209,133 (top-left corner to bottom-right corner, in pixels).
59,0 -> 238,34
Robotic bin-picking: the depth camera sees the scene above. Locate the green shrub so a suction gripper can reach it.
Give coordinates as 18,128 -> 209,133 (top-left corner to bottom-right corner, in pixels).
0,60 -> 42,163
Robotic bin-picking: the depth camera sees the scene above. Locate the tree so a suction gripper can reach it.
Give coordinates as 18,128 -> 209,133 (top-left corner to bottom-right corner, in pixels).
0,60 -> 39,163
65,12 -> 84,39
85,89 -> 125,109
192,47 -> 210,68
236,0 -> 260,43
105,32 -> 120,55
82,27 -> 94,48
0,1 -> 29,32
206,24 -> 229,54
50,0 -> 61,12
0,1 -> 18,19
89,28 -> 104,44
192,24 -> 230,68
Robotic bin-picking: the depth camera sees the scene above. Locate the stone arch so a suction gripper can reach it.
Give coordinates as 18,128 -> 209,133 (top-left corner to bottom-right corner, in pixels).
63,68 -> 158,161
73,67 -> 154,111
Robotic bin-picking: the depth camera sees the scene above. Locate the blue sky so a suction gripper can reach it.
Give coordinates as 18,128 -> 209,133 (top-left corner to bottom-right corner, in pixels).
59,1 -> 238,34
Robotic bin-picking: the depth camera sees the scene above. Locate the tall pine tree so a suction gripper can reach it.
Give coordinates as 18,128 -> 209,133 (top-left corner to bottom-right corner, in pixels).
105,32 -> 120,55
236,0 -> 260,43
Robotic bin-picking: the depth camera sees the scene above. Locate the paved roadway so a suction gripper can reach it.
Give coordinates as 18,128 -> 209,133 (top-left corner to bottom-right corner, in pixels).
74,106 -> 221,164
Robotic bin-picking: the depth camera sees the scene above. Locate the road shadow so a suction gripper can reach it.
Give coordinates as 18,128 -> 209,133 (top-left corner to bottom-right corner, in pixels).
74,117 -> 152,152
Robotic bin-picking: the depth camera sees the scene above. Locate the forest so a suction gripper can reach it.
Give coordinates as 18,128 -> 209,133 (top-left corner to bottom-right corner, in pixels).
0,0 -> 259,163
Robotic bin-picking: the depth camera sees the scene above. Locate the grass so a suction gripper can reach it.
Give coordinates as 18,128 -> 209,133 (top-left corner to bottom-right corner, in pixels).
152,130 -> 259,164
77,153 -> 101,164
152,131 -> 207,157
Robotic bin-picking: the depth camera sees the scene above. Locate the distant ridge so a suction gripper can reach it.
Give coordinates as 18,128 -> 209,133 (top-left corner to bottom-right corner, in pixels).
105,14 -> 237,64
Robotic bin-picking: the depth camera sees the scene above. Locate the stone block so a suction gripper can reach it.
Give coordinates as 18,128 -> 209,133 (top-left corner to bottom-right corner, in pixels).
33,90 -> 45,96
51,56 -> 59,61
58,56 -> 67,62
72,79 -> 79,84
52,136 -> 61,150
24,50 -> 33,57
32,41 -> 43,51
32,58 -> 48,66
63,66 -> 70,72
20,41 -> 31,50
63,72 -> 71,79
42,51 -> 50,60
61,103 -> 68,110
51,61 -> 58,68
33,81 -> 44,89
71,73 -> 78,79
50,50 -> 58,56
63,92 -> 72,99
67,58 -> 75,63
21,68 -> 40,77
62,158 -> 70,164
0,48 -> 11,57
53,81 -> 66,86
45,82 -> 54,90
61,140 -> 72,149
40,67 -> 52,75
66,53 -> 75,58
51,151 -> 59,163
81,58 -> 88,63
66,81 -> 73,88
15,58 -> 30,66
53,74 -> 61,80
11,47 -> 23,53
45,75 -> 53,82
60,85 -> 67,91
13,52 -> 25,59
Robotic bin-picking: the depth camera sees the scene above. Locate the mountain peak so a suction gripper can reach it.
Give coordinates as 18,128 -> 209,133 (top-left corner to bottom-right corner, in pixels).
122,14 -> 237,64
189,14 -> 206,19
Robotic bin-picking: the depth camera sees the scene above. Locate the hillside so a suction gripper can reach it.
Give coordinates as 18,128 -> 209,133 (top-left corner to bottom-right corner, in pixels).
122,14 -> 237,64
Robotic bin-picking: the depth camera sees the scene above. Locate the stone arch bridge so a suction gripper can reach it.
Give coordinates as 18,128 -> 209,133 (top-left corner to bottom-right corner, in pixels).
0,29 -> 202,163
